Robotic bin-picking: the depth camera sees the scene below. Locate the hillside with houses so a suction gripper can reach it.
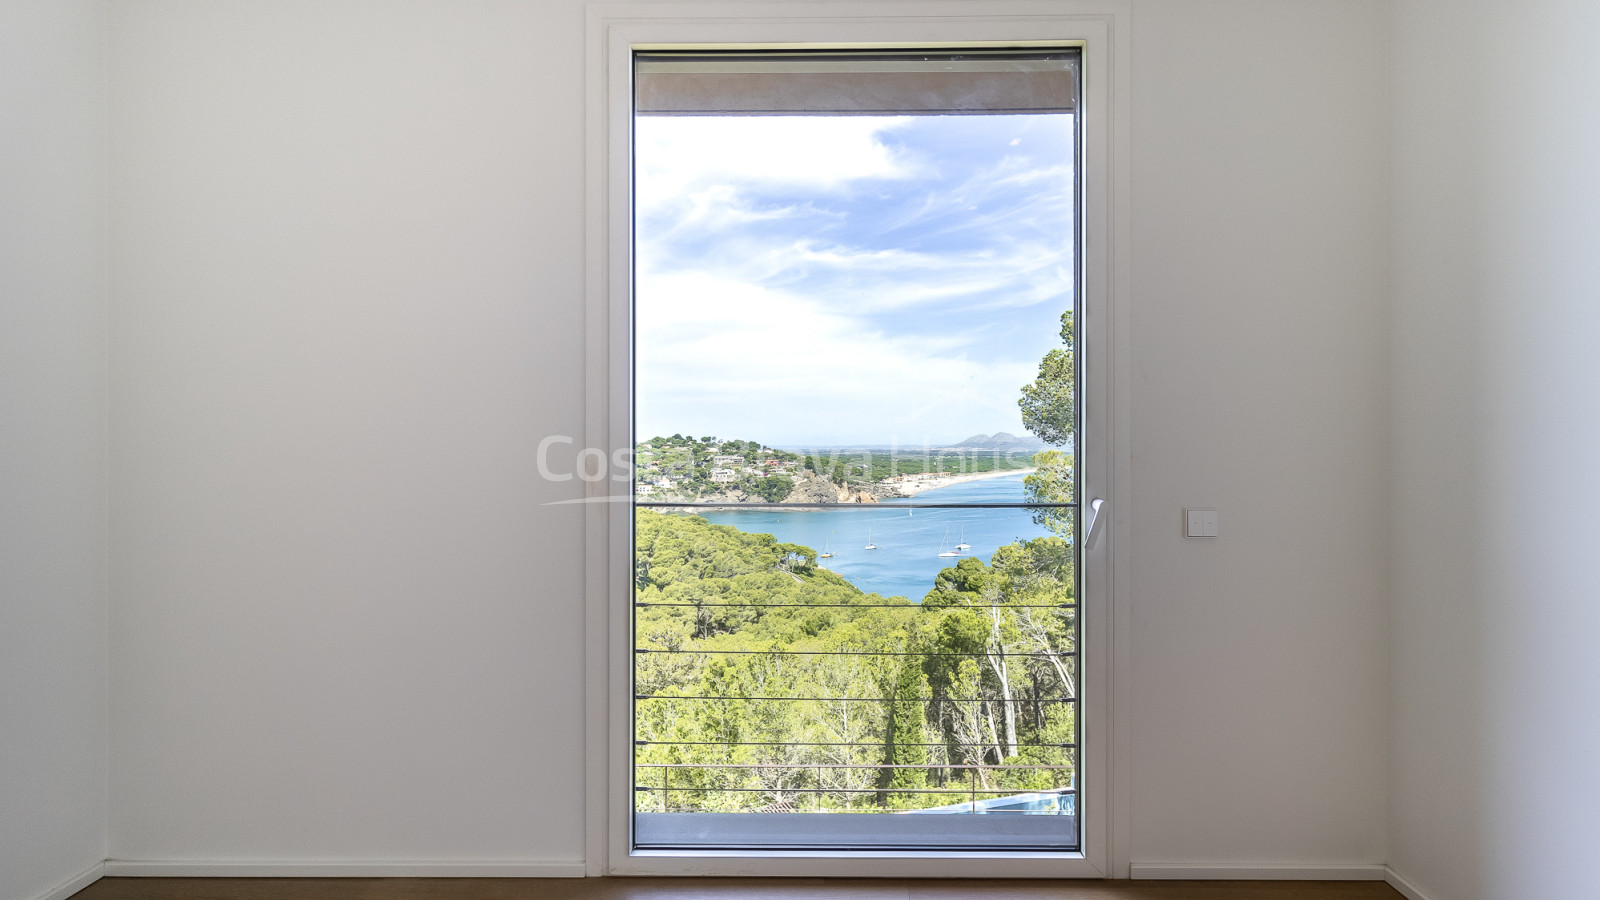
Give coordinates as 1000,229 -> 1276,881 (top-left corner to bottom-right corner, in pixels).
633,435 -> 804,503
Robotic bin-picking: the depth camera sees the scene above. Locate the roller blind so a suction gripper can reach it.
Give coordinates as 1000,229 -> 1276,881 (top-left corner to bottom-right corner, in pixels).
635,50 -> 1077,117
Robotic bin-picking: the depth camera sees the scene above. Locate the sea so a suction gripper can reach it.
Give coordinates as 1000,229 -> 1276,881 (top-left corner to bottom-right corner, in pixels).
698,473 -> 1057,601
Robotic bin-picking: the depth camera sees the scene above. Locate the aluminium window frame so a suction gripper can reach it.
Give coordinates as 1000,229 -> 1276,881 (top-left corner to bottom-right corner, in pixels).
583,1 -> 1131,878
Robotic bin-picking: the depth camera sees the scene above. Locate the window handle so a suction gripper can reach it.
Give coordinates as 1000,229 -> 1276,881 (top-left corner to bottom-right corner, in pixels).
1083,498 -> 1106,551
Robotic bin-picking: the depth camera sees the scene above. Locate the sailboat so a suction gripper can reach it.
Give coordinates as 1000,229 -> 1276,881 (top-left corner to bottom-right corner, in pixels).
954,525 -> 970,552
864,527 -> 877,551
938,527 -> 960,558
819,531 -> 834,559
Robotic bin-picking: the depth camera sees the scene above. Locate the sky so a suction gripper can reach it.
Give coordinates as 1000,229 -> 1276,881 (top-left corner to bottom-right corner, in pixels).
635,112 -> 1075,448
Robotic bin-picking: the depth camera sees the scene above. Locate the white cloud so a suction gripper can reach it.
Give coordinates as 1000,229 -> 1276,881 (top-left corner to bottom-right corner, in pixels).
632,113 -> 1073,445
641,234 -> 1070,317
636,272 -> 1036,445
635,116 -> 918,217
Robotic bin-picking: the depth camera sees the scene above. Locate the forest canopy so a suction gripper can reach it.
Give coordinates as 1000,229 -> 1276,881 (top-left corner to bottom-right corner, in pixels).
634,511 -> 1076,813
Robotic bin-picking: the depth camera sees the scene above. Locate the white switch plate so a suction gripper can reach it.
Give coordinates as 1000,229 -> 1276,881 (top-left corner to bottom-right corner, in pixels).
1186,508 -> 1218,538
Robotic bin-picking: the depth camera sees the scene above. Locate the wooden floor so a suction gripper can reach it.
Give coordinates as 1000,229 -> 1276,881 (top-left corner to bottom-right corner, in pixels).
75,877 -> 1405,900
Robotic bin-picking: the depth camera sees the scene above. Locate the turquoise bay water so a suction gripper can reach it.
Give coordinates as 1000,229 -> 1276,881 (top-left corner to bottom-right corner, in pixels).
698,473 -> 1061,601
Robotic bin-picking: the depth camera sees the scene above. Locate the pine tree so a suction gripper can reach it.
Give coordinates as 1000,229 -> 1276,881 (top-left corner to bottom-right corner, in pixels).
880,659 -> 929,808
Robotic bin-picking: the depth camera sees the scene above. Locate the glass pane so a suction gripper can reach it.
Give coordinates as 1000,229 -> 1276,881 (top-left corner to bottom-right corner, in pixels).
634,506 -> 1076,850
632,48 -> 1079,852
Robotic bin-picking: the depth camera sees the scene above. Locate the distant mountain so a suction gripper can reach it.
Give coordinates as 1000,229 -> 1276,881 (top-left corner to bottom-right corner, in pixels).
945,432 -> 1048,451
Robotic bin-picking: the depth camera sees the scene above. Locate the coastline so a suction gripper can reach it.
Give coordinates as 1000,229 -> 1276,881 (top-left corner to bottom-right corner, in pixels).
639,467 -> 1039,511
884,467 -> 1036,498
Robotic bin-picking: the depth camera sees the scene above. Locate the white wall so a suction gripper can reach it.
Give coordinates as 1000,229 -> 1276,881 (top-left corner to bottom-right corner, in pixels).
1128,0 -> 1392,870
106,0 -> 589,866
0,1 -> 109,898
97,0 -> 1397,873
1389,2 -> 1600,899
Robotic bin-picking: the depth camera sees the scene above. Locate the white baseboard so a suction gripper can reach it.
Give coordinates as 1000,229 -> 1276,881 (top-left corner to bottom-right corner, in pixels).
30,861 -> 104,900
100,860 -> 586,878
1384,866 -> 1436,900
24,858 -> 1426,890
1130,863 -> 1387,880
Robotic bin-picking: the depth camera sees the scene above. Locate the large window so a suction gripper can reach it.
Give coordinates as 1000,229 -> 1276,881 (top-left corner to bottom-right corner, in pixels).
630,48 -> 1081,854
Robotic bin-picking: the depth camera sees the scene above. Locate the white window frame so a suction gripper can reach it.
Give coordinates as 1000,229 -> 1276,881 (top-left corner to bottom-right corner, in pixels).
582,1 -> 1131,878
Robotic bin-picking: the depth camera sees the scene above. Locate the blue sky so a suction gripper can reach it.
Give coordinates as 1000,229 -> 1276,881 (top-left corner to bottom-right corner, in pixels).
635,113 -> 1074,447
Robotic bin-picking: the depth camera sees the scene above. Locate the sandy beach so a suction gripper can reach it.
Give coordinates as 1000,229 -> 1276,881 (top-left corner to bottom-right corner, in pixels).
882,467 -> 1036,498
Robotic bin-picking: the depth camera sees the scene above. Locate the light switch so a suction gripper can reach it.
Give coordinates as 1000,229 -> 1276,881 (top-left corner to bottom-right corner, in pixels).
1186,508 -> 1218,538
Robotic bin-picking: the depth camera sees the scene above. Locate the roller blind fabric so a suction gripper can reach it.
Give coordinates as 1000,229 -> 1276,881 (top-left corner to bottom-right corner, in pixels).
635,51 -> 1077,117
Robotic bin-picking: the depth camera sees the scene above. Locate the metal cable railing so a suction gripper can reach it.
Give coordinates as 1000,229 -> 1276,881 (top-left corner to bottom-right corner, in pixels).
637,602 -> 1075,609
635,763 -> 1076,815
637,694 -> 1076,703
636,739 -> 1076,749
635,501 -> 1076,509
632,506 -> 1079,821
636,648 -> 1076,659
